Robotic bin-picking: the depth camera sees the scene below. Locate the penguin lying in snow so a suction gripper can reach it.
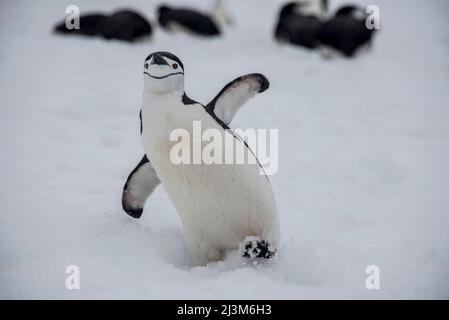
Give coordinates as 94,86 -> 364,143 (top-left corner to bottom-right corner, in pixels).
122,52 -> 280,265
318,5 -> 376,58
54,13 -> 108,36
158,5 -> 219,36
54,10 -> 152,42
274,1 -> 328,49
157,0 -> 231,37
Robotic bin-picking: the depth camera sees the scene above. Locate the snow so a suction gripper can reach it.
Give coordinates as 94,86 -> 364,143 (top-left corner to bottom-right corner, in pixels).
1,0 -> 449,299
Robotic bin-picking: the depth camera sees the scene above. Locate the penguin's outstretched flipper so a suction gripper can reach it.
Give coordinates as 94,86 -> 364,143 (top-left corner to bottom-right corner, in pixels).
122,155 -> 160,219
205,73 -> 269,126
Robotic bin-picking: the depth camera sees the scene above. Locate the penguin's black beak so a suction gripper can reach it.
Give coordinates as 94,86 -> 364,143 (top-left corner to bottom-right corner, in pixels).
150,53 -> 169,66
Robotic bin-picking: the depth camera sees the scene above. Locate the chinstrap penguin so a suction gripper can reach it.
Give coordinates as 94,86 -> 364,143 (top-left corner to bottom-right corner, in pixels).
274,1 -> 328,49
318,5 -> 376,58
54,9 -> 152,42
157,0 -> 232,37
122,52 -> 280,265
54,13 -> 108,36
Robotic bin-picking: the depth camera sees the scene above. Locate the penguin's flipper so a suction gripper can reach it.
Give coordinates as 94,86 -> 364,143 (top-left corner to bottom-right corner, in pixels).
122,155 -> 160,219
205,73 -> 269,125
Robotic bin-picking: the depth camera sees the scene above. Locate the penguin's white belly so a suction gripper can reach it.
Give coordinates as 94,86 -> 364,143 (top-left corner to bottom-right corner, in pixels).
142,101 -> 279,264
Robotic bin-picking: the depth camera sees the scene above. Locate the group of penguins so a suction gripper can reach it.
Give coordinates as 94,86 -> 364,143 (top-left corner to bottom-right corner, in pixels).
53,0 -> 229,40
54,0 -> 377,59
275,0 -> 377,58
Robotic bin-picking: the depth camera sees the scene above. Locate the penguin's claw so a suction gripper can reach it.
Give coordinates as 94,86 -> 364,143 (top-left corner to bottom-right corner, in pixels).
241,237 -> 275,259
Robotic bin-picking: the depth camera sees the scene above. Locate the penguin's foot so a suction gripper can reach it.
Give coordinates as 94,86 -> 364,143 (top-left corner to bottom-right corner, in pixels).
241,236 -> 276,259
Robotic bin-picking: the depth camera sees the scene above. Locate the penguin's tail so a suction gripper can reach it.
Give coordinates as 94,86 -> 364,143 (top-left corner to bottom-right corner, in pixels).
241,236 -> 277,260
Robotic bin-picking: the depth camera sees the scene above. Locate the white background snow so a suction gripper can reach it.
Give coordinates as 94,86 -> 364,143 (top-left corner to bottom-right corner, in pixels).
1,0 -> 448,299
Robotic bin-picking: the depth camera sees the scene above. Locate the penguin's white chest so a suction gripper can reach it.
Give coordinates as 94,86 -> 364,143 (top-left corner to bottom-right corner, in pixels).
141,93 -> 279,264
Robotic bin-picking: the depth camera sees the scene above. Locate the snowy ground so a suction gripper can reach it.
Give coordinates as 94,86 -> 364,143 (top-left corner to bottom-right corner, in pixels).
1,0 -> 449,299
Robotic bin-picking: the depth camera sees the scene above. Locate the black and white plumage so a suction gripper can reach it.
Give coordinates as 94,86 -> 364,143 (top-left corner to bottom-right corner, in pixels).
54,13 -> 108,36
122,72 -> 269,219
274,1 -> 328,49
54,10 -> 152,42
157,5 -> 220,36
122,155 -> 159,219
318,5 -> 376,58
205,73 -> 269,125
122,52 -> 280,264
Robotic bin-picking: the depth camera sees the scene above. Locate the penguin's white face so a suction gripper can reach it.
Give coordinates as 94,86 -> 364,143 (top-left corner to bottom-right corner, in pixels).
143,52 -> 185,94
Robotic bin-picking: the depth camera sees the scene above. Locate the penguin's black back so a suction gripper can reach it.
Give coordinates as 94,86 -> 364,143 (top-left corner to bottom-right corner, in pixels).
318,13 -> 374,57
274,2 -> 323,49
54,13 -> 108,36
100,10 -> 152,41
317,5 -> 376,57
53,10 -> 152,42
275,15 -> 322,49
158,6 -> 220,36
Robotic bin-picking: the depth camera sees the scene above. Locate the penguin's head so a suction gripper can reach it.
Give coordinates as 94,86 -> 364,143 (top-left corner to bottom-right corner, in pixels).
143,52 -> 185,94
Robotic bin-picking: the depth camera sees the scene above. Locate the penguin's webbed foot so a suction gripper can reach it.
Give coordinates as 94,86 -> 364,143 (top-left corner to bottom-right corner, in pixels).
241,236 -> 275,259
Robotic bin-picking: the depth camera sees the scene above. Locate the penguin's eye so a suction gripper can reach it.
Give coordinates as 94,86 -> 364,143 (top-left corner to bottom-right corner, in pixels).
172,63 -> 178,69
144,63 -> 149,69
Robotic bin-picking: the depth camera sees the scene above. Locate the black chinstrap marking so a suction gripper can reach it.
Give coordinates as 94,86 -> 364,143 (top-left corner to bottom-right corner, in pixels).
143,71 -> 184,79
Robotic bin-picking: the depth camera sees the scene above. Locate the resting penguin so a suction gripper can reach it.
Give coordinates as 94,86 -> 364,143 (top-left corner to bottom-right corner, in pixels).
274,1 -> 327,49
53,13 -> 108,37
318,5 -> 376,58
99,10 -> 153,42
53,9 -> 152,42
122,52 -> 280,265
157,2 -> 227,37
